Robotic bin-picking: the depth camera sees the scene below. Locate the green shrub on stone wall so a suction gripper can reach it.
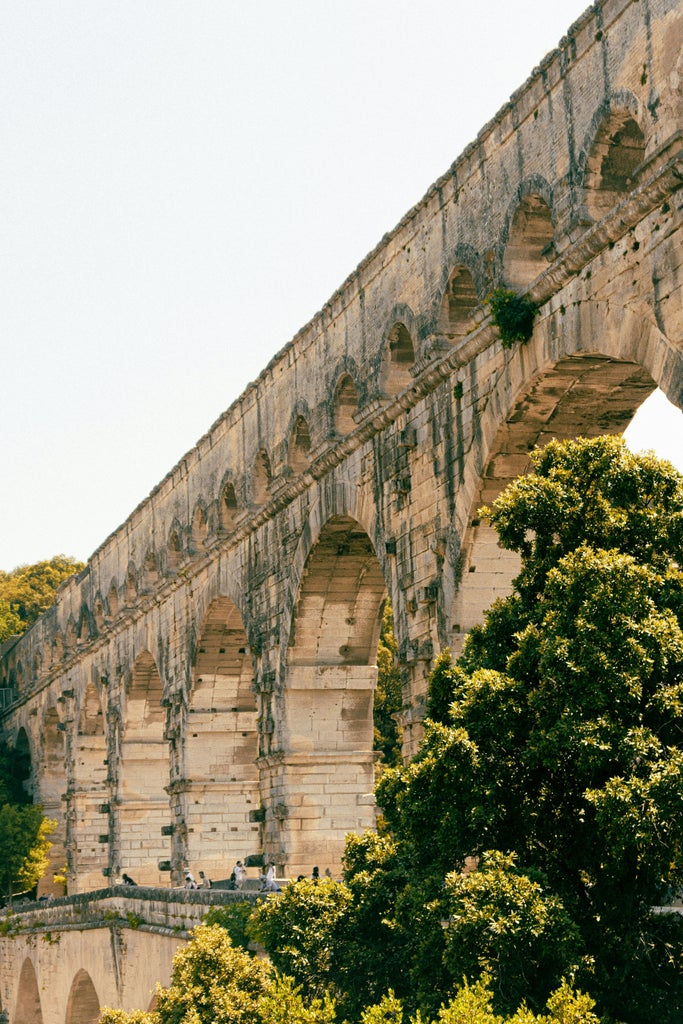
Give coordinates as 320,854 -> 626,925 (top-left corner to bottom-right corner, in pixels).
487,288 -> 537,347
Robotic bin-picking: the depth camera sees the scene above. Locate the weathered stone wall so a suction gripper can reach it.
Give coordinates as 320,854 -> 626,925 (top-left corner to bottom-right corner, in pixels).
0,888 -> 256,1024
0,0 -> 681,907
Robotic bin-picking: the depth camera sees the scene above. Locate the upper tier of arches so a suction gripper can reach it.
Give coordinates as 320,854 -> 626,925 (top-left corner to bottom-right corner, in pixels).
0,39 -> 680,699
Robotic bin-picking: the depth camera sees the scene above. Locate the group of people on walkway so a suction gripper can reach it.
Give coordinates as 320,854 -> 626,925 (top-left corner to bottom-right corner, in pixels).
119,862 -> 332,891
224,859 -> 278,891
120,870 -> 212,889
183,870 -> 212,889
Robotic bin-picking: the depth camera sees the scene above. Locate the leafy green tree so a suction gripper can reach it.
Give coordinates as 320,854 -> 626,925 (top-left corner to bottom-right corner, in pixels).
257,974 -> 336,1024
339,832 -> 413,1017
154,924 -> 271,1024
359,990 -> 406,1024
205,901 -> 255,951
0,599 -> 22,646
441,852 -> 582,1014
0,736 -> 55,899
249,839 -> 414,1020
100,924 -> 272,1024
376,437 -> 683,1021
248,879 -> 353,1001
99,925 -> 337,1024
0,803 -> 55,899
99,1012 -> 157,1024
375,601 -> 403,769
424,649 -> 458,726
359,977 -> 602,1024
0,555 -> 84,644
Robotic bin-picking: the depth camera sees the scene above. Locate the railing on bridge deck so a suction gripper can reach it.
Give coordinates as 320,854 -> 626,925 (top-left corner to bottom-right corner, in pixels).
1,884 -> 262,939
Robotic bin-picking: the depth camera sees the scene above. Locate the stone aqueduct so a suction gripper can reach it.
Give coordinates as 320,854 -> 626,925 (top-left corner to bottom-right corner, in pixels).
1,0 -> 683,1016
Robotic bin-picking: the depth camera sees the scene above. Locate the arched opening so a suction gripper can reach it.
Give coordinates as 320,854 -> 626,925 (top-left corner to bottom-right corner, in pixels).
108,581 -> 119,618
124,567 -> 137,607
288,416 -> 312,475
53,633 -> 64,665
184,597 -> 259,878
119,652 -> 171,885
381,323 -> 415,395
65,969 -> 100,1024
36,706 -> 68,897
333,375 -> 359,436
438,267 -> 479,339
71,682 -> 108,892
13,728 -> 33,802
168,530 -> 183,571
280,515 -> 387,876
77,608 -> 91,644
14,958 -> 44,1024
65,619 -> 77,651
93,598 -> 105,631
449,353 -> 656,656
42,638 -> 53,671
624,388 -> 683,468
584,113 -> 646,220
142,550 -> 159,590
503,195 -> 554,289
252,451 -> 272,505
220,482 -> 239,532
192,507 -> 209,551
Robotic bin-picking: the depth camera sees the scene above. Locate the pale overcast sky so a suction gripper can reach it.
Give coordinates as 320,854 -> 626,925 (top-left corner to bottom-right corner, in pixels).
2,1 -> 681,571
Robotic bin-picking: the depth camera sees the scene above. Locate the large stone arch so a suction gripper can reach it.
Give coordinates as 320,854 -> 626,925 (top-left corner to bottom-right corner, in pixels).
65,968 -> 100,1024
273,513 -> 388,876
445,298 -> 682,658
182,594 -> 260,879
281,478 -> 366,633
71,678 -> 108,892
118,651 -> 171,885
14,957 -> 43,1024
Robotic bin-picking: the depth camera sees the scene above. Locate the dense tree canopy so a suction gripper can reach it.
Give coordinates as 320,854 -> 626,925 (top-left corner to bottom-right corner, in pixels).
99,922 -> 598,1024
0,555 -> 84,644
376,436 -> 683,1021
250,437 -> 683,1023
99,924 -> 336,1024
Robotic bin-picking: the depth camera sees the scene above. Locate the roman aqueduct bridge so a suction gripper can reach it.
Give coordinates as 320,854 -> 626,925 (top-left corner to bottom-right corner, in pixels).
0,10 -> 681,1016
